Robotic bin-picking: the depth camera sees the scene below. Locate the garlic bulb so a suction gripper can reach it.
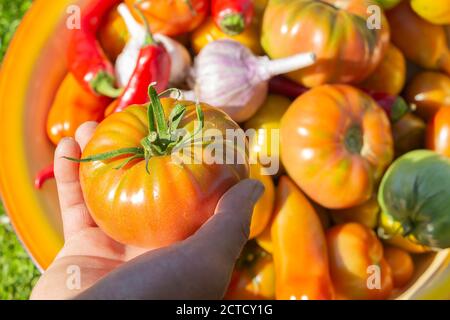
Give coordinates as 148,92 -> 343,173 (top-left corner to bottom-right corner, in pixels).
183,39 -> 316,122
115,4 -> 192,87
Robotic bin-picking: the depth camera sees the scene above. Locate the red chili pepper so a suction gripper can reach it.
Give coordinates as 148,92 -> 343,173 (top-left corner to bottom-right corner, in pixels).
269,77 -> 411,123
269,76 -> 309,99
212,0 -> 254,35
67,0 -> 122,98
362,89 -> 411,123
109,10 -> 171,114
35,163 -> 55,189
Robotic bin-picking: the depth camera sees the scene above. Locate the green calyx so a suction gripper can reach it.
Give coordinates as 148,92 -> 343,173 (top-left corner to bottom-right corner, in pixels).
91,72 -> 122,98
390,96 -> 410,123
65,84 -> 205,173
220,13 -> 245,36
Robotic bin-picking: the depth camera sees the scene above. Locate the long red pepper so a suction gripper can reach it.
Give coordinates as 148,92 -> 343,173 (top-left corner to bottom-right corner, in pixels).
67,0 -> 122,98
269,76 -> 410,123
110,9 -> 171,114
35,163 -> 55,189
212,0 -> 254,35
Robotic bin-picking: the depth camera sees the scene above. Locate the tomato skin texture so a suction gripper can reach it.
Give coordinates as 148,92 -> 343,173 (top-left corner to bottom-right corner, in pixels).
387,1 -> 450,76
271,176 -> 334,300
126,0 -> 208,36
261,0 -> 390,88
280,84 -> 394,209
383,246 -> 414,288
249,164 -> 275,239
327,223 -> 394,300
411,0 -> 450,25
359,44 -> 406,96
47,73 -> 111,145
80,99 -> 248,248
378,150 -> 450,249
405,72 -> 450,121
427,107 -> 450,158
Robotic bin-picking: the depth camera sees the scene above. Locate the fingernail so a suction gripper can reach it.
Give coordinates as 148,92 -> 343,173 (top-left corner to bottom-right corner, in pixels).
249,180 -> 265,203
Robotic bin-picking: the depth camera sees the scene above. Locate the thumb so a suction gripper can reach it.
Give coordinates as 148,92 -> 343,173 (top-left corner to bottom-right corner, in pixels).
186,179 -> 265,263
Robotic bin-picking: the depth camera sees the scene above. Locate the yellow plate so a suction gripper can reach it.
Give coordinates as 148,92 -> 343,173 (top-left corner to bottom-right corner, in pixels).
0,0 -> 449,299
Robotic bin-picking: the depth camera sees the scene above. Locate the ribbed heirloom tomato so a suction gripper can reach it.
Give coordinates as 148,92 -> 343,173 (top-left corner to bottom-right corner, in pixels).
77,86 -> 248,248
280,85 -> 394,209
261,0 -> 390,87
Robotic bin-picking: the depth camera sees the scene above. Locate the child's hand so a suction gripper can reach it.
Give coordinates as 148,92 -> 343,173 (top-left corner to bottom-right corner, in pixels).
31,121 -> 264,300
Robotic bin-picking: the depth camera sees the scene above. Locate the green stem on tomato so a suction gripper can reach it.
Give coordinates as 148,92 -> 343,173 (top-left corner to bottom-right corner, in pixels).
65,84 -> 205,174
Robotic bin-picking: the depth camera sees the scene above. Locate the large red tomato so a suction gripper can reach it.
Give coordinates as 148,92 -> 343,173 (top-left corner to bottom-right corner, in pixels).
261,0 -> 390,88
79,88 -> 248,248
280,85 -> 394,209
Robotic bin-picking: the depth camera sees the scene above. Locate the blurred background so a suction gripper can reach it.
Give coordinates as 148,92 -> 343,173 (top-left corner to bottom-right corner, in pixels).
0,0 -> 40,300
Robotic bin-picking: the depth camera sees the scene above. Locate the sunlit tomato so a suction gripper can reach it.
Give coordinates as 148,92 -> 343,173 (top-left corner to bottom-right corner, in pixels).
126,0 -> 208,36
387,1 -> 450,76
225,243 -> 275,300
327,223 -> 394,300
261,0 -> 390,88
98,5 -> 129,62
280,85 -> 394,209
405,72 -> 450,121
331,195 -> 380,230
249,164 -> 275,239
190,17 -> 263,55
427,106 -> 450,158
411,0 -> 450,25
359,44 -> 406,96
271,176 -> 334,300
392,113 -> 426,158
384,246 -> 414,288
79,93 -> 248,248
244,95 -> 291,176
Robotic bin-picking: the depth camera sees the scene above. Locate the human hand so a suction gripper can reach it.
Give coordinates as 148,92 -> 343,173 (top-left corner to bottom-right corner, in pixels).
31,122 -> 264,300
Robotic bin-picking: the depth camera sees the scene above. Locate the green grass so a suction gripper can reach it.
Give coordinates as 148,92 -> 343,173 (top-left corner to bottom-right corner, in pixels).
0,0 -> 40,300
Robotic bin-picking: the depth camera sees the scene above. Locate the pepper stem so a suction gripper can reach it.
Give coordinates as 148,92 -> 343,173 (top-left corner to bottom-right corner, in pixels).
220,13 -> 245,36
91,72 -> 122,98
133,4 -> 155,45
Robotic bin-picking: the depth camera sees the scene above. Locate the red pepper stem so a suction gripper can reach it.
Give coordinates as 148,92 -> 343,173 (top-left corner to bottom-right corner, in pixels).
91,72 -> 122,98
133,5 -> 155,45
220,13 -> 245,35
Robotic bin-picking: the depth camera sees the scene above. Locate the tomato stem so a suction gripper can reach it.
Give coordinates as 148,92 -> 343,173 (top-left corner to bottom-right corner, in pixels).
344,126 -> 363,154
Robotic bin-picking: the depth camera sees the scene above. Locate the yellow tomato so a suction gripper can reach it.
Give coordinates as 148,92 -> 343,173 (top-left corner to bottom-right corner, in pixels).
411,0 -> 450,25
249,164 -> 275,239
190,17 -> 263,55
244,95 -> 291,176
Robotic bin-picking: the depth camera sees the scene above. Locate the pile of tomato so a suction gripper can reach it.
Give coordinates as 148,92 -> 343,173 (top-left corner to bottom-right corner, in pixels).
38,0 -> 450,300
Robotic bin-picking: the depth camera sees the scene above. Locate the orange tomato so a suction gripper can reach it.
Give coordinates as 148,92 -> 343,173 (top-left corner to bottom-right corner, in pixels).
280,85 -> 394,209
327,223 -> 394,300
392,113 -> 426,157
98,5 -> 129,62
384,246 -> 414,288
271,176 -> 334,300
126,0 -> 208,36
331,196 -> 380,229
46,73 -> 111,145
427,106 -> 450,158
359,44 -> 406,96
387,1 -> 450,76
249,164 -> 275,239
80,95 -> 248,248
225,243 -> 275,300
261,0 -> 390,88
405,72 -> 450,121
190,17 -> 263,55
